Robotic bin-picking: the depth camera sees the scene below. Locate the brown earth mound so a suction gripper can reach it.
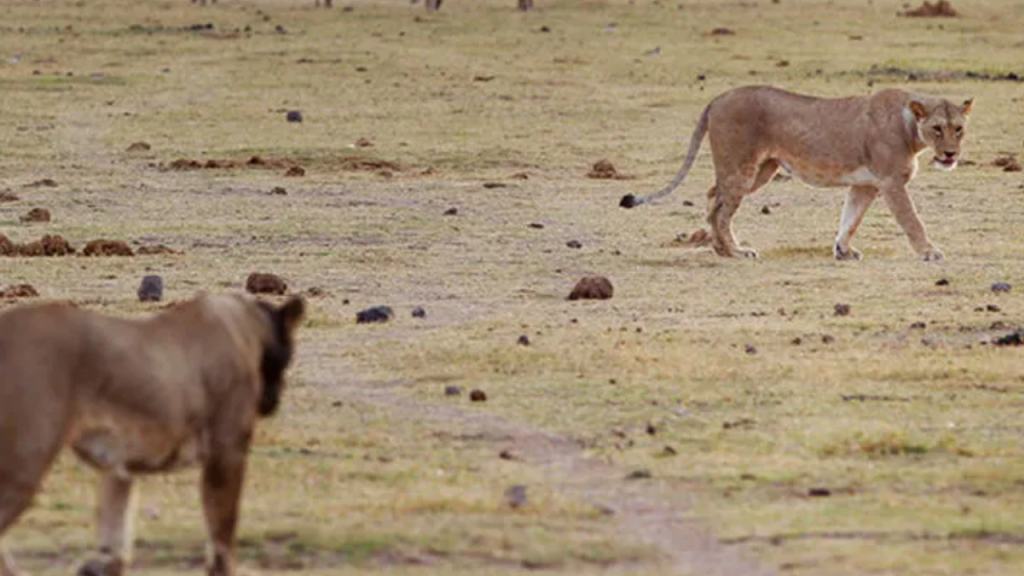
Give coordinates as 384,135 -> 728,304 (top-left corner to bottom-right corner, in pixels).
19,208 -> 51,223
902,0 -> 957,17
136,244 -> 181,255
0,284 -> 39,298
82,239 -> 134,256
568,276 -> 614,300
993,155 -> 1022,172
1,234 -> 75,257
246,272 -> 288,295
0,190 -> 19,203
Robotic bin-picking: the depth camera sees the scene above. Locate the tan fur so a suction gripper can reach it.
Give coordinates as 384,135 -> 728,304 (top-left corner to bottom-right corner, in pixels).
0,293 -> 305,576
623,85 -> 972,260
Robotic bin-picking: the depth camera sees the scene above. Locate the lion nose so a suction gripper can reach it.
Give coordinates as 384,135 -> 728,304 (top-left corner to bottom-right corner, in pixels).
943,151 -> 957,159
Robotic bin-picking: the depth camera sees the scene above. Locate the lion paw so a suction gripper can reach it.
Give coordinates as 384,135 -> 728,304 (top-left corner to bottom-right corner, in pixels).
921,247 -> 944,262
736,247 -> 760,259
77,558 -> 123,576
834,244 -> 863,261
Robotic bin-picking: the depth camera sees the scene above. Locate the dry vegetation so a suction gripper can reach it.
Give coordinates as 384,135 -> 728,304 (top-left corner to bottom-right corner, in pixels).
2,0 -> 1024,574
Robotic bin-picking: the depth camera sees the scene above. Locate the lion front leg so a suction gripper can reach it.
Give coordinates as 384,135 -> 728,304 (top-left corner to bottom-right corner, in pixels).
78,475 -> 137,576
201,448 -> 250,576
834,185 -> 879,261
880,183 -> 943,261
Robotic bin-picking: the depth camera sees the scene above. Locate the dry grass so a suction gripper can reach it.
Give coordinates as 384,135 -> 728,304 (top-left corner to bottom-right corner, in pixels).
2,0 -> 1024,574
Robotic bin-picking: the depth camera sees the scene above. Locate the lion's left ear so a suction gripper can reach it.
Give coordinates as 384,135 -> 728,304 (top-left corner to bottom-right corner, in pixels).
277,296 -> 306,334
961,98 -> 974,116
909,100 -> 929,121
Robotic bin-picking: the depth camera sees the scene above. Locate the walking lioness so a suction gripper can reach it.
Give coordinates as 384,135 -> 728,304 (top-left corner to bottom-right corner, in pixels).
0,293 -> 306,576
620,85 -> 973,260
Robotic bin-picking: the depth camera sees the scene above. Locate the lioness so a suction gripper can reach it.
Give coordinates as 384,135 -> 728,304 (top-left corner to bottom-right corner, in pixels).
0,293 -> 306,576
620,85 -> 972,260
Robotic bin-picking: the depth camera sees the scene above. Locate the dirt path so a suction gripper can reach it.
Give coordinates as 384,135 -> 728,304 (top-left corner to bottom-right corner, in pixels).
307,363 -> 774,576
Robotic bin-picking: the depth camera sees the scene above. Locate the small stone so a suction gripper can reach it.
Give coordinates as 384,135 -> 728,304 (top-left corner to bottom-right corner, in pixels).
270,186 -> 287,195
82,239 -> 133,256
443,207 -> 458,216
444,385 -> 462,397
284,166 -> 306,177
791,337 -> 802,345
682,200 -> 694,206
499,449 -> 516,460
245,272 -> 288,295
760,205 -> 772,215
744,343 -> 757,355
936,278 -> 950,286
568,276 -> 614,300
991,282 -> 1012,293
356,305 -> 394,323
411,306 -> 427,318
834,303 -> 851,316
25,178 -> 58,188
354,137 -> 373,148
910,321 -> 927,329
126,141 -> 151,152
587,158 -> 619,179
626,469 -> 652,480
517,334 -> 530,346
469,389 -> 487,402
808,487 -> 832,497
137,275 -> 163,302
286,110 -> 303,123
0,284 -> 39,299
821,334 -> 836,344
505,484 -> 527,508
566,239 -> 582,249
528,222 -> 545,229
987,304 -> 1001,313
645,423 -> 657,436
661,445 -> 677,456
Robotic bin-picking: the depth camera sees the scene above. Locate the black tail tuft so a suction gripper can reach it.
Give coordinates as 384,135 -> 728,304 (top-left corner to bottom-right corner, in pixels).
619,194 -> 640,209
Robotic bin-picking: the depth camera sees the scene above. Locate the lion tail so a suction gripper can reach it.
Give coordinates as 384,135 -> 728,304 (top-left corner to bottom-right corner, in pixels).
619,103 -> 710,209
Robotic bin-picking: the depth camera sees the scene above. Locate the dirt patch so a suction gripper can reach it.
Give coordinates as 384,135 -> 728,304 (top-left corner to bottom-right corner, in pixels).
666,229 -> 713,248
284,166 -> 306,177
711,27 -> 736,36
82,239 -> 134,256
0,284 -> 39,298
158,155 -> 302,172
864,65 -> 1020,83
246,272 -> 288,295
25,178 -> 58,188
586,159 -> 632,180
126,141 -> 151,152
901,0 -> 958,17
136,244 -> 181,255
0,190 -> 19,203
19,208 -> 51,223
992,155 -> 1022,172
568,276 -> 614,300
0,234 -> 75,257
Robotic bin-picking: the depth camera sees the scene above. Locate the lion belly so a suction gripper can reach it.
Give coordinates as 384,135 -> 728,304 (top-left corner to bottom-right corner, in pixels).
70,416 -> 207,478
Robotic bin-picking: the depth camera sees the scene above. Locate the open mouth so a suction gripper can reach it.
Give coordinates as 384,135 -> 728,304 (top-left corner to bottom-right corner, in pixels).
934,156 -> 957,166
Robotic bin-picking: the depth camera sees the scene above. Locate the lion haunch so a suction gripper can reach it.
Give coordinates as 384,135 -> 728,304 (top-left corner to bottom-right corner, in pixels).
622,85 -> 972,261
0,293 -> 305,576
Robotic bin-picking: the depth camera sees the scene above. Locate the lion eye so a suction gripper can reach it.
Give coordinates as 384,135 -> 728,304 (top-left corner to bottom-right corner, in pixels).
932,126 -> 943,136
954,126 -> 963,134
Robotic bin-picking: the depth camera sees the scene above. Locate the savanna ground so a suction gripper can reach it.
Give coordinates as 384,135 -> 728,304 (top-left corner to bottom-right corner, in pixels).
2,0 -> 1024,574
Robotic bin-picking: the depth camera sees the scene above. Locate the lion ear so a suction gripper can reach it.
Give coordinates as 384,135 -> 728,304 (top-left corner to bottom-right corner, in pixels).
909,100 -> 929,121
277,296 -> 306,334
961,98 -> 974,116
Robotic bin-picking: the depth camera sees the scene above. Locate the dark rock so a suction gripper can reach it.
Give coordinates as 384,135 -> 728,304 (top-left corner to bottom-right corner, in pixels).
411,306 -> 426,318
821,334 -> 835,344
808,487 -> 832,497
444,385 -> 462,397
528,222 -> 545,229
626,469 -> 652,480
760,205 -> 772,215
994,331 -> 1024,346
82,239 -> 133,256
19,208 -> 51,223
834,303 -> 851,316
744,343 -> 757,355
517,334 -> 530,346
499,449 -> 516,460
286,110 -> 303,123
0,284 -> 39,299
443,207 -> 458,216
910,321 -> 927,329
505,485 -> 527,508
137,275 -> 163,302
987,304 -> 1001,313
469,389 -> 487,402
356,305 -> 394,324
566,239 -> 582,249
936,278 -> 950,286
270,186 -> 287,195
991,282 -> 1012,293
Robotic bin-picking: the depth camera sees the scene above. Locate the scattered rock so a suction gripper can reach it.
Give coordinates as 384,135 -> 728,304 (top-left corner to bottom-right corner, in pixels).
910,321 -> 927,329
528,222 -> 545,229
993,331 -> 1024,347
626,469 -> 652,480
483,182 -> 509,189
270,186 -> 288,195
517,334 -> 531,346
168,158 -> 202,170
510,172 -> 529,180
443,207 -> 458,216
587,159 -> 631,180
936,278 -> 950,286
673,228 -> 712,247
286,110 -> 303,123
136,244 -> 179,255
356,305 -> 394,323
137,275 -> 163,302
505,485 -> 527,508
710,27 -> 736,35
0,190 -> 19,202
566,239 -> 582,249
791,337 -> 802,345
126,141 -> 152,152
992,155 -> 1022,172
901,0 -> 957,17
568,276 -> 614,300
245,272 -> 288,295
821,334 -> 836,344
284,166 -> 306,177
990,320 -> 1008,330
411,306 -> 427,318
499,449 -> 516,460
991,282 -> 1012,293
444,385 -> 462,397
82,239 -> 134,256
353,137 -> 373,148
987,304 -> 1001,313
645,423 -> 657,436
808,487 -> 832,497
661,446 -> 678,456
469,389 -> 488,402
0,284 -> 39,299
744,343 -> 757,355
25,178 -> 58,188
19,208 -> 50,223
834,303 -> 851,316
304,286 -> 326,298
760,205 -> 772,215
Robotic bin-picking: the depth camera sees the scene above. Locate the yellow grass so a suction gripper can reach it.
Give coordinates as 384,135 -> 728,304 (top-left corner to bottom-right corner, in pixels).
2,0 -> 1024,574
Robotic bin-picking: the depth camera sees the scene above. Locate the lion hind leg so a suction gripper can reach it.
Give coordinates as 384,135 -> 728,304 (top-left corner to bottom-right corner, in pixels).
708,162 -> 774,258
0,478 -> 43,576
